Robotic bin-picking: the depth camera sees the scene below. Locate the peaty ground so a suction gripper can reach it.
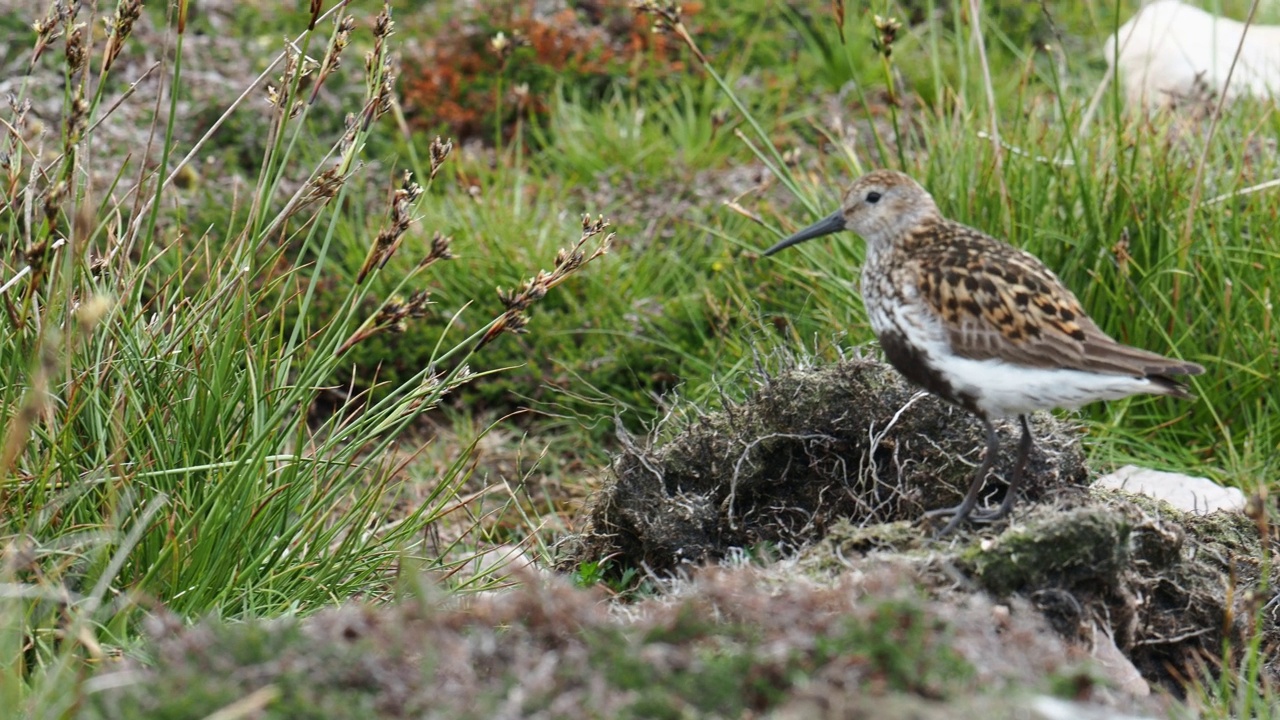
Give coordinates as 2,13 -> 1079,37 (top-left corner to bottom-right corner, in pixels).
79,356 -> 1274,718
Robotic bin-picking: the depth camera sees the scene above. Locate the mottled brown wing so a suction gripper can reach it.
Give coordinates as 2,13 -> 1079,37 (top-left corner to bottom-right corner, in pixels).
912,224 -> 1203,380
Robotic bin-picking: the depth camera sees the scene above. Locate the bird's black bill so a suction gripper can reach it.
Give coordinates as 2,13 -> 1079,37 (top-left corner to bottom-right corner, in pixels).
763,211 -> 845,256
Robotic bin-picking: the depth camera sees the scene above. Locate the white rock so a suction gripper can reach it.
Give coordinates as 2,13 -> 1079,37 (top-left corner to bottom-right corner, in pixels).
1090,622 -> 1151,697
1094,464 -> 1245,515
1105,0 -> 1280,107
1030,696 -> 1158,720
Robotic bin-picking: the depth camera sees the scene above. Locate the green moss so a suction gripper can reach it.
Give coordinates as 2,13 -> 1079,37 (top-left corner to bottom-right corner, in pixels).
643,603 -> 725,644
825,519 -> 923,554
580,594 -> 975,717
81,619 -> 411,720
818,599 -> 974,698
962,509 -> 1131,596
590,628 -> 776,717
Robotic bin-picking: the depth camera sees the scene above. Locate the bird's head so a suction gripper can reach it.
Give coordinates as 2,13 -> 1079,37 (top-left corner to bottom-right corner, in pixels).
763,170 -> 938,256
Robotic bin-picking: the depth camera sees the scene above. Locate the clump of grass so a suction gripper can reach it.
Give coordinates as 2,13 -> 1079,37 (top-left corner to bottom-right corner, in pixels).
476,214 -> 613,351
0,1 -> 614,715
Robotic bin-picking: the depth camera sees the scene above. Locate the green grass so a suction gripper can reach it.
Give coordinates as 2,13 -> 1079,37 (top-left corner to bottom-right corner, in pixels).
0,2 -> 606,714
451,0 -> 1276,490
1,0 -> 1277,715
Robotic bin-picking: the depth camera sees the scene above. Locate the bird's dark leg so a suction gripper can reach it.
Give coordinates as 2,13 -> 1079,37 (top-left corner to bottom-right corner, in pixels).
923,418 -> 999,537
972,414 -> 1034,523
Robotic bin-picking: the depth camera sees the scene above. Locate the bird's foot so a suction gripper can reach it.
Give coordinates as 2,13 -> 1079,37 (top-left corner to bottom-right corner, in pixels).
921,504 -> 966,520
923,504 -> 1004,520
968,505 -> 1013,523
922,500 -> 1013,537
922,504 -> 978,538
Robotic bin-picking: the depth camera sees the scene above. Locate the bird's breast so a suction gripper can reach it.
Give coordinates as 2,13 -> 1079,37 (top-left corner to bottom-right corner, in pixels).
862,268 -> 938,341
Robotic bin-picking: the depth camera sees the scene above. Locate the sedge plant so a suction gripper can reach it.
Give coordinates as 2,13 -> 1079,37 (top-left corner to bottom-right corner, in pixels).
0,1 -> 613,714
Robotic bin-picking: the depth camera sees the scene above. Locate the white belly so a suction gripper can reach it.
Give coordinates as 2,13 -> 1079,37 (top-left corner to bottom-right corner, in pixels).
870,289 -> 1159,419
929,354 -> 1159,418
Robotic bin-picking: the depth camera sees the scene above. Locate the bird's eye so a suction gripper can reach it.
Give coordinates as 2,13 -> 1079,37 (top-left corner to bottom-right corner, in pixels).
865,191 -> 882,203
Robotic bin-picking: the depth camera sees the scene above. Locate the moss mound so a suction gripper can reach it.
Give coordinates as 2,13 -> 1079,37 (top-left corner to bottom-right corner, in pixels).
561,356 -> 1279,696
562,356 -> 1090,573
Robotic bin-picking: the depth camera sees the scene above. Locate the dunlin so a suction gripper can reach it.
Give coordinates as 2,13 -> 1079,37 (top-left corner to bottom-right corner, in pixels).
764,170 -> 1203,536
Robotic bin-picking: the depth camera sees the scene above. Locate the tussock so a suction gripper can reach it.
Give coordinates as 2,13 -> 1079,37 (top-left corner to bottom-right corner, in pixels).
562,354 -> 1279,695
563,355 -> 1089,572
